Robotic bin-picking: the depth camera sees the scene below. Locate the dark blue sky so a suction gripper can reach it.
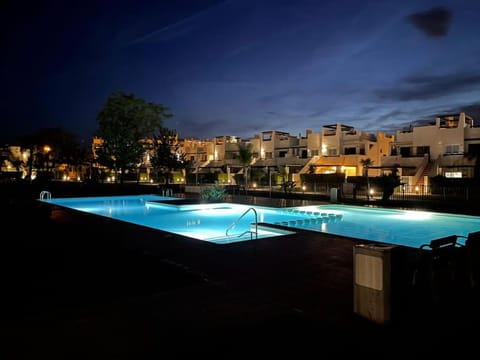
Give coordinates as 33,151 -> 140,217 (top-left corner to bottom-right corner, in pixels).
2,0 -> 480,144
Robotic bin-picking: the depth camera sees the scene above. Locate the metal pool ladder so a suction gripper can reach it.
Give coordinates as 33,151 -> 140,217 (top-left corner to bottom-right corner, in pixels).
40,190 -> 51,200
226,207 -> 258,240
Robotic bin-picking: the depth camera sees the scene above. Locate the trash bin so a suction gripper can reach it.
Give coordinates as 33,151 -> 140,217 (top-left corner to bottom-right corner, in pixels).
353,243 -> 396,324
330,187 -> 338,203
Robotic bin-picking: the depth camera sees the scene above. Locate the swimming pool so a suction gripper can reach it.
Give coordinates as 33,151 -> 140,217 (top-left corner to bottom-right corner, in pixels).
40,194 -> 480,247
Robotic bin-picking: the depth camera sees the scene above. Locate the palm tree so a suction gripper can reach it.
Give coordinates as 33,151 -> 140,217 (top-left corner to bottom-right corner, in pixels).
237,142 -> 253,191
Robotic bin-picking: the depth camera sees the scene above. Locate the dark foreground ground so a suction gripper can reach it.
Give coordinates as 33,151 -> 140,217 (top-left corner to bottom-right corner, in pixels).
1,182 -> 479,358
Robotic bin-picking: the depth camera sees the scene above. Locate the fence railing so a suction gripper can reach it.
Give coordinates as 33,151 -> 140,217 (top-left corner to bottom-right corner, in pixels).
246,182 -> 478,202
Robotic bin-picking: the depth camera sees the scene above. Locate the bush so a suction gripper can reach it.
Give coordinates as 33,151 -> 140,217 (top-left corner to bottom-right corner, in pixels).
200,185 -> 226,202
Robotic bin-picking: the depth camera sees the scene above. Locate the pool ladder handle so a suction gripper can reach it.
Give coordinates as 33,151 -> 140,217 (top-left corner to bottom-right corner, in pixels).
161,188 -> 173,196
225,207 -> 258,240
40,190 -> 52,200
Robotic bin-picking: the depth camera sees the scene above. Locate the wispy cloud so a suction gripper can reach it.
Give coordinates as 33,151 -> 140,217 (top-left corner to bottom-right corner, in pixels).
128,0 -> 230,45
375,72 -> 480,101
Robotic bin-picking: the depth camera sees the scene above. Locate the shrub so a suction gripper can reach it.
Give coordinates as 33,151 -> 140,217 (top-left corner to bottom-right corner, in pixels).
200,185 -> 226,202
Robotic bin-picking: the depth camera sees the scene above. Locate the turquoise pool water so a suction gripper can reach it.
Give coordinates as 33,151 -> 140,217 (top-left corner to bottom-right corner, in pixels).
40,194 -> 480,247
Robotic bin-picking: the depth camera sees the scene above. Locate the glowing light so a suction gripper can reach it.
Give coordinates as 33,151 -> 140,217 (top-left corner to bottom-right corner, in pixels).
394,210 -> 432,221
369,188 -> 374,195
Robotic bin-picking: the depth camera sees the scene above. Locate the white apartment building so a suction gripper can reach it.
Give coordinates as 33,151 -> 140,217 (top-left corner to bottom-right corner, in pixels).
301,124 -> 394,178
95,112 -> 475,186
180,125 -> 395,185
382,112 -> 480,187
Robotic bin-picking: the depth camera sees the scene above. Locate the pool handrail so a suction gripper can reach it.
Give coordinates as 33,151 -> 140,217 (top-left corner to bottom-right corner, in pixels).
40,190 -> 51,200
226,207 -> 258,240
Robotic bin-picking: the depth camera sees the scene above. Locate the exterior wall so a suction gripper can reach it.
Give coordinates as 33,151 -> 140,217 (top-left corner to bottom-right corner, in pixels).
181,138 -> 213,163
321,124 -> 342,156
306,130 -> 322,157
393,113 -> 472,159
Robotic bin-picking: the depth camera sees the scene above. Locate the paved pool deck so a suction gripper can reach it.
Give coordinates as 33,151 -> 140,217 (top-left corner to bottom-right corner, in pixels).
2,193 -> 479,358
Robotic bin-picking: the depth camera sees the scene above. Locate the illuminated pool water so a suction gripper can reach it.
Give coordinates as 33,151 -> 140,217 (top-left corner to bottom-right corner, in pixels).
40,194 -> 480,247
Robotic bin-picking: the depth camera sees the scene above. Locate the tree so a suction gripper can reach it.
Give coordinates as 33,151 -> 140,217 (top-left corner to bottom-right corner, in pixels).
18,127 -> 84,182
149,127 -> 188,185
467,144 -> 480,181
277,165 -> 288,184
374,166 -> 401,203
360,158 -> 373,177
360,158 -> 374,200
95,91 -> 172,183
237,142 -> 253,190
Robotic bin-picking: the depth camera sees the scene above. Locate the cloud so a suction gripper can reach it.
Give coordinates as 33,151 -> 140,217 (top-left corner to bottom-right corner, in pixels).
375,72 -> 480,101
382,103 -> 480,133
441,103 -> 480,124
128,0 -> 229,45
406,7 -> 452,37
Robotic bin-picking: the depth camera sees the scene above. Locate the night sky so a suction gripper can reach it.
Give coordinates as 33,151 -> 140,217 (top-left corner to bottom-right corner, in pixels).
2,0 -> 480,144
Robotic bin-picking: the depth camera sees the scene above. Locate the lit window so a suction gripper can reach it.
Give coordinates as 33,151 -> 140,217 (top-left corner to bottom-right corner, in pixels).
445,172 -> 462,178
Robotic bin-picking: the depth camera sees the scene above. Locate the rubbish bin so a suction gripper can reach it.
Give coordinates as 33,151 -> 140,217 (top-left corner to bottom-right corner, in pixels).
353,243 -> 396,324
330,187 -> 338,203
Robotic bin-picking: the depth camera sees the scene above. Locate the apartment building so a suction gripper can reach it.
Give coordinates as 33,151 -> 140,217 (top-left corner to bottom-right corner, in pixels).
86,113 -> 480,187
182,125 -> 392,185
21,111 -> 476,186
381,112 -> 480,187
0,145 -> 30,179
299,124 -> 394,178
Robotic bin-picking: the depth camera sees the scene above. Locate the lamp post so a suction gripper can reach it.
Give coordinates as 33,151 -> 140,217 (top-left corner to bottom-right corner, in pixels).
195,144 -> 199,185
366,166 -> 370,202
268,166 -> 271,198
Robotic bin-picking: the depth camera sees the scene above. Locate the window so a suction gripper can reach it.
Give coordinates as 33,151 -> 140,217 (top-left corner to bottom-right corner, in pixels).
417,146 -> 430,156
445,172 -> 462,178
400,147 -> 411,157
344,147 -> 356,155
445,144 -> 460,154
265,152 -> 273,159
328,148 -> 337,156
